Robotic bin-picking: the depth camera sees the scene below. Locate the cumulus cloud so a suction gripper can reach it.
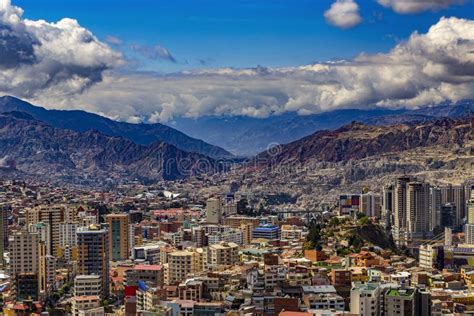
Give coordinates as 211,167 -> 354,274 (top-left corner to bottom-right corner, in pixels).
130,44 -> 177,63
35,16 -> 473,123
377,0 -> 464,14
324,0 -> 362,29
0,0 -> 122,98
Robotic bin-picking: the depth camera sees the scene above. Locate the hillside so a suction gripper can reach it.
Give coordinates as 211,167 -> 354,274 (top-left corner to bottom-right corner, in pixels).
0,96 -> 232,159
226,117 -> 473,210
0,112 -> 220,185
255,117 -> 473,166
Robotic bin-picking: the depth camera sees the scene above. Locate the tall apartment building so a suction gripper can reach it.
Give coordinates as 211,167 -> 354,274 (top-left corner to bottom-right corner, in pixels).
465,197 -> 474,244
441,203 -> 456,228
441,185 -> 466,228
28,222 -> 51,256
9,229 -> 40,276
360,193 -> 382,218
26,205 -> 65,256
393,177 -> 411,244
168,250 -> 197,285
39,243 -> 56,296
0,204 -> 9,266
394,177 -> 410,229
59,222 -> 78,261
407,182 -> 430,236
206,198 -> 222,224
10,229 -> 40,301
382,185 -> 394,229
106,213 -> 130,261
429,187 -> 442,231
77,225 -> 110,298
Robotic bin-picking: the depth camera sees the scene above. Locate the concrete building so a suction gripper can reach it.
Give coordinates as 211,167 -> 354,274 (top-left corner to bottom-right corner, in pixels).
302,293 -> 345,311
384,287 -> 416,316
429,187 -> 442,231
125,264 -> 164,287
106,213 -> 130,261
350,282 -> 381,316
252,224 -> 281,240
74,275 -> 102,297
465,198 -> 474,245
0,204 -> 9,266
441,185 -> 466,228
208,229 -> 243,246
28,222 -> 51,256
382,185 -> 394,229
26,205 -> 65,256
393,177 -> 411,244
206,198 -> 222,224
208,242 -> 239,269
14,272 -> 39,301
418,244 -> 437,270
59,222 -> 78,247
39,243 -> 56,296
168,250 -> 197,285
407,182 -> 430,236
77,225 -> 109,298
9,229 -> 39,276
71,295 -> 104,316
360,193 -> 382,218
59,222 -> 78,261
441,203 -> 456,229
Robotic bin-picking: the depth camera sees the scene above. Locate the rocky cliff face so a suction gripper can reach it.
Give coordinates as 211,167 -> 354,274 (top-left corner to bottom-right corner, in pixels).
0,113 -> 219,185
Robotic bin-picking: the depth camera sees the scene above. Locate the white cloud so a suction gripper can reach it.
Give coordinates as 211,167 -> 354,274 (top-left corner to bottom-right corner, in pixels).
0,0 -> 123,98
0,0 -> 473,124
324,0 -> 362,29
377,0 -> 464,14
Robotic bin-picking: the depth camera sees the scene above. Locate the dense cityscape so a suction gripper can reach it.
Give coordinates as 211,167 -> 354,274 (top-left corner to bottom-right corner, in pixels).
0,175 -> 472,315
1,0 -> 474,315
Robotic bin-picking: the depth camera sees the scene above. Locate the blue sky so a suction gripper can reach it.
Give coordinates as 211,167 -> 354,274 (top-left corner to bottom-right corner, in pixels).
15,0 -> 474,73
2,0 -> 474,122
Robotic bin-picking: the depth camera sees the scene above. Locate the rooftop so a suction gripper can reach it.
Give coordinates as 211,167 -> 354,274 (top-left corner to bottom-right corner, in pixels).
386,288 -> 414,297
134,264 -> 162,271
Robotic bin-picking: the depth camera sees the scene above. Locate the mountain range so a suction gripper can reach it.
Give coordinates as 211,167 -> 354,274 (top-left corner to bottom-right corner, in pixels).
0,112 -> 220,185
1,96 -> 473,158
171,101 -> 474,156
0,96 -> 232,159
0,95 -> 472,187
